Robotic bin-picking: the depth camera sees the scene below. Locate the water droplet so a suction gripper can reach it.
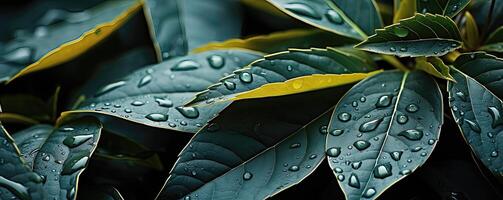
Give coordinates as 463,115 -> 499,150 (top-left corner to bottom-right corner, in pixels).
400,47 -> 408,52
352,161 -> 362,169
184,196 -> 191,200
406,104 -> 419,113
137,74 -> 153,88
326,147 -> 341,157
176,106 -> 199,118
284,3 -> 321,19
390,47 -> 396,52
319,125 -> 328,134
491,151 -> 498,157
374,163 -> 392,178
289,165 -> 299,171
172,60 -> 200,71
326,10 -> 343,24
290,143 -> 301,149
239,72 -> 253,83
124,109 -> 132,113
398,129 -> 423,141
420,152 -> 427,157
411,147 -> 422,152
155,97 -> 173,108
334,167 -> 343,173
62,155 -> 88,175
400,169 -> 411,175
243,172 -> 253,180
207,55 -> 225,69
145,113 -> 168,122
455,91 -> 466,101
309,154 -> 317,159
63,135 -> 93,148
363,188 -> 376,198
42,155 -> 50,161
3,47 -> 33,65
390,151 -> 403,161
428,139 -> 435,145
287,65 -> 293,71
353,140 -> 371,151
360,96 -> 366,102
223,81 -> 236,90
393,26 -> 409,37
330,129 -> 344,136
95,81 -> 126,97
376,95 -> 392,108
464,119 -> 481,133
397,114 -> 408,124
348,173 -> 360,188
61,127 -> 74,132
0,176 -> 30,200
338,112 -> 351,122
488,107 -> 503,128
67,187 -> 75,199
359,118 -> 383,132
131,101 -> 145,106
207,123 -> 220,132
352,101 -> 358,107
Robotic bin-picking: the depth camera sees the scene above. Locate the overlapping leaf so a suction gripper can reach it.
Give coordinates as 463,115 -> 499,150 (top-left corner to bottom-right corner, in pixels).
470,0 -> 503,37
448,52 -> 503,176
415,57 -> 454,81
144,0 -> 243,60
481,27 -> 503,53
356,13 -> 462,57
266,0 -> 382,40
327,70 -> 443,200
417,0 -> 469,17
0,0 -> 142,83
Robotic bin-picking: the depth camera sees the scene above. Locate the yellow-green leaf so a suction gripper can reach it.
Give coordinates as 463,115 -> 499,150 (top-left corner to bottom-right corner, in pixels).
462,11 -> 480,50
241,0 -> 289,17
415,57 -> 454,81
232,70 -> 382,101
393,0 -> 416,23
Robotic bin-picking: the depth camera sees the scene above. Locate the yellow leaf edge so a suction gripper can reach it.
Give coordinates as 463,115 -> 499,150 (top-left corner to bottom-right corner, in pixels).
231,70 -> 383,102
7,0 -> 144,83
415,57 -> 455,81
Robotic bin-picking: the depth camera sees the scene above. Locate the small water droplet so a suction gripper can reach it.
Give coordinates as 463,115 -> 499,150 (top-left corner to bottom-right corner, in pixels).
326,147 -> 341,157
360,96 -> 366,102
400,47 -> 408,52
359,118 -> 383,132
62,156 -> 88,175
239,72 -> 253,83
491,151 -> 498,157
309,154 -> 317,159
319,125 -> 328,134
376,95 -> 392,108
95,81 -> 126,97
411,147 -> 423,152
352,101 -> 358,107
290,143 -> 301,149
138,75 -> 152,88
289,165 -> 299,171
398,129 -> 423,141
348,173 -> 360,188
61,127 -> 74,132
330,129 -> 344,136
420,152 -> 427,157
223,81 -> 236,90
63,135 -> 93,148
393,26 -> 409,37
400,169 -> 411,175
325,10 -> 343,24
374,163 -> 392,178
176,106 -> 199,118
464,119 -> 481,133
455,91 -> 466,101
488,107 -> 503,128
207,55 -> 225,69
287,65 -> 293,71
284,3 -> 321,19
334,167 -> 343,173
351,161 -> 362,169
406,104 -> 419,113
428,139 -> 435,145
3,47 -> 34,65
131,101 -> 145,106
124,108 -> 132,113
243,172 -> 253,180
390,151 -> 403,161
363,188 -> 376,198
390,47 -> 396,52
397,114 -> 408,124
353,140 -> 371,151
42,155 -> 50,161
172,60 -> 200,71
155,97 -> 173,108
145,113 -> 168,122
338,112 -> 351,122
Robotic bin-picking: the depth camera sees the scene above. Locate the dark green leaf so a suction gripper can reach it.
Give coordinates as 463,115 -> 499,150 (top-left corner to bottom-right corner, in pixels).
356,13 -> 462,57
480,26 -> 503,52
448,52 -> 503,176
66,50 -> 262,133
144,0 -> 243,60
0,94 -> 51,122
471,0 -> 503,38
417,0 -> 470,17
156,84 -> 355,199
267,0 -> 383,40
327,70 -> 443,200
189,48 -> 376,104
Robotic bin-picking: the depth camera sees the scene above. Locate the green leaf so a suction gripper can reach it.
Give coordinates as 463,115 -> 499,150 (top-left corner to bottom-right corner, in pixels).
266,0 -> 383,40
462,11 -> 481,50
144,0 -> 243,60
156,84 -> 354,199
327,70 -> 443,200
394,0 -> 416,23
415,57 -> 454,81
189,48 -> 376,104
470,0 -> 503,38
0,0 -> 142,83
417,0 -> 470,17
356,13 -> 462,57
480,26 -> 503,53
64,50 -> 262,133
0,94 -> 51,122
448,52 -> 503,177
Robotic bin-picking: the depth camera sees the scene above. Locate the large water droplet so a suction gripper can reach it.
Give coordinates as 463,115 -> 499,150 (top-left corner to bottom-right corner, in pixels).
376,95 -> 392,108
0,176 -> 30,200
239,72 -> 253,83
373,163 -> 392,178
63,135 -> 93,148
176,106 -> 199,119
398,129 -> 423,141
3,47 -> 33,65
330,129 -> 344,136
62,156 -> 88,175
138,75 -> 152,88
145,113 -> 168,122
155,97 -> 173,108
348,173 -> 360,188
326,147 -> 341,157
359,118 -> 383,132
172,60 -> 200,71
207,55 -> 225,69
289,165 -> 299,171
284,3 -> 321,19
338,112 -> 351,122
406,104 -> 419,113
464,119 -> 481,133
390,151 -> 403,161
95,81 -> 126,97
393,26 -> 409,37
243,172 -> 253,180
353,140 -> 371,151
397,114 -> 408,124
488,107 -> 503,128
325,10 -> 343,24
363,188 -> 376,198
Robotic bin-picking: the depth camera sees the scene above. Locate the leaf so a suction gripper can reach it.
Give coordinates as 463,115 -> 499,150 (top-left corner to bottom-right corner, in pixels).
327,70 -> 443,200
393,0 -> 416,23
447,52 -> 503,177
63,50 -> 262,133
192,29 -> 356,54
0,94 -> 51,122
415,57 -> 454,81
470,0 -> 503,38
0,0 -> 142,83
266,0 -> 383,40
144,0 -> 243,60
241,0 -> 290,17
416,0 -> 470,17
462,11 -> 481,50
156,83 -> 354,199
356,13 -> 462,57
480,26 -> 503,53
189,48 -> 376,105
